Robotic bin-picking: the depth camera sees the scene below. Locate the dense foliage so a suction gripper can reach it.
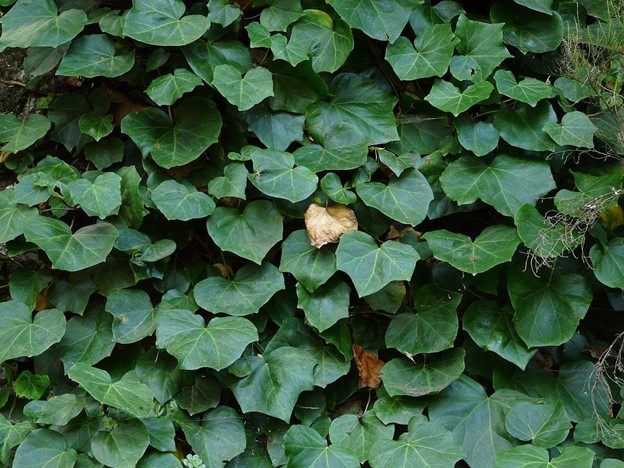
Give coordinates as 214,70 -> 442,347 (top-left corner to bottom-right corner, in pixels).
1,0 -> 624,466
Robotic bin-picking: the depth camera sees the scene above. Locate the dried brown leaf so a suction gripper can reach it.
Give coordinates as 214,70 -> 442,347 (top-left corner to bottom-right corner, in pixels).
304,203 -> 358,248
352,343 -> 384,389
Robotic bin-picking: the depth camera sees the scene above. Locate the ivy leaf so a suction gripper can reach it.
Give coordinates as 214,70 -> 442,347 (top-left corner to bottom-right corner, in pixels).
151,179 -> 215,221
0,0 -> 87,50
194,262 -> 284,316
121,96 -> 222,169
320,173 -> 357,205
24,216 -> 118,272
454,115 -> 499,156
208,162 -> 247,200
260,0 -> 302,31
495,101 -> 557,151
513,204 -> 575,260
356,168 -> 433,226
329,412 -> 394,464
491,4 -> 564,53
206,201 -> 283,264
425,79 -> 494,117
512,0 -> 553,14
280,230 -> 337,292
155,310 -> 258,371
245,105 -> 304,151
67,172 -> 122,219
385,284 -> 461,355
9,269 -> 52,311
0,190 -> 37,243
231,347 -> 315,422
382,348 -> 465,397
211,65 -> 274,111
78,114 -> 113,141
590,238 -> 624,289
336,231 -> 419,296
496,444 -> 594,468
12,429 -> 77,468
327,0 -> 422,43
136,349 -> 193,405
505,400 -> 571,448
289,10 -> 354,73
450,14 -> 512,82
175,374 -> 220,416
124,0 -> 209,46
543,111 -> 597,148
91,419 -> 149,468
307,73 -> 398,145
67,363 -> 154,418
268,60 -> 329,114
207,0 -> 241,27
145,68 -> 202,106
32,393 -> 84,426
440,155 -> 556,216
508,266 -> 592,347
57,34 -> 134,78
423,225 -> 520,274
106,289 -> 155,344
463,300 -> 535,369
284,425 -> 360,468
0,114 -> 51,153
296,279 -> 350,332
386,24 -> 458,80
493,69 -> 553,107
183,39 -> 252,84
369,415 -> 463,468
247,147 -> 318,202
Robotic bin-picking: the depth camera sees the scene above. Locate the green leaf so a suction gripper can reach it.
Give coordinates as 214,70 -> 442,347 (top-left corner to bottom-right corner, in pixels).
67,363 -> 154,418
425,79 -> 493,117
260,0 -> 303,31
231,347 -> 315,422
590,238 -> 624,289
382,348 -> 465,397
206,200 -> 283,264
423,225 -> 520,274
491,4 -> 564,53
514,204 -> 575,260
208,162 -> 247,200
385,284 -> 461,355
78,114 -> 113,141
212,65 -> 274,111
356,168 -> 434,225
105,288 -> 155,344
543,111 -> 597,148
24,216 -> 118,272
454,115 -> 499,156
245,105 -> 304,151
268,60 -> 328,114
48,276 -> 96,315
121,96 -> 222,169
512,0 -> 553,14
0,190 -> 37,243
307,73 -> 398,145
0,113 -> 50,153
57,34 -> 134,78
284,425 -> 360,468
0,0 -> 87,50
320,173 -> 357,204
91,419 -> 149,468
280,230 -> 337,292
373,388 -> 425,425
289,10 -> 354,73
296,278 -> 350,332
294,123 -> 368,172
508,266 -> 592,347
15,371 -> 50,400
156,310 -> 257,371
13,429 -> 77,468
124,0 -> 209,46
207,0 -> 241,27
0,415 -> 35,465
0,300 -> 65,362
151,179 -> 215,221
9,269 -> 51,310
67,172 -> 122,219
247,147 -> 318,202
386,24 -> 458,80
175,374 -> 220,416
369,415 -> 463,468
450,14 -> 512,82
329,412 -> 394,464
136,349 -> 193,405
114,229 -> 176,264
269,34 -> 309,68
440,155 -> 556,216
327,0 -> 422,43
33,393 -> 84,426
463,300 -> 535,369
145,68 -> 202,106
493,70 -> 553,107
183,39 -> 251,84
194,262 -> 285,316
336,231 -> 419,297
496,444 -> 594,468
505,400 -> 571,448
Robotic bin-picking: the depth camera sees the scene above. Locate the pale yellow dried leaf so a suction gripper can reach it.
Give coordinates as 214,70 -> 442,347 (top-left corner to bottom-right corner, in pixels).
304,203 -> 358,248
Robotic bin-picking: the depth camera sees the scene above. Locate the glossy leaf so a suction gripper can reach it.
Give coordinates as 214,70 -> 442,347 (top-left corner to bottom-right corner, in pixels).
494,101 -> 557,151
212,65 -> 274,111
91,419 -> 149,468
296,279 -> 350,332
284,425 -> 359,468
67,172 -> 122,219
321,173 -> 357,204
491,4 -> 564,53
505,400 -> 571,448
280,230 -> 337,292
590,238 -> 624,289
496,444 -> 594,468
493,69 -> 553,106
329,412 -> 394,464
208,162 -> 248,200
543,111 -> 597,148
106,288 -> 155,344
183,39 -> 252,83
245,105 -> 305,151
57,34 -> 134,78
454,115 -> 500,156
0,191 -> 37,243
12,429 -> 77,468
145,68 -> 202,106
0,113 -> 50,153
425,79 -> 494,117
151,179 -> 215,221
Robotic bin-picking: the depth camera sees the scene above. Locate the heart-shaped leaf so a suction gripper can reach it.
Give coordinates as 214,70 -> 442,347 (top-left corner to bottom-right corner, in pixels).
151,179 -> 215,221
260,0 -> 303,32
208,162 -> 248,200
494,100 -> 557,152
67,172 -> 122,219
9,269 -> 52,310
423,225 -> 520,274
156,309 -> 258,370
330,412 -> 395,464
12,429 -> 77,468
247,147 -> 318,202
590,238 -> 624,289
194,262 -> 285,316
454,115 -> 500,156
357,168 -> 434,226
91,419 -> 149,468
106,289 -> 155,344
245,105 -> 305,151
0,114 -> 50,153
211,65 -> 274,111
145,68 -> 202,106
57,34 -> 134,78
494,69 -> 553,106
280,230 -> 337,292
496,445 -> 594,468
24,216 -> 118,272
183,39 -> 252,84
386,24 -> 458,80
321,173 -> 357,204
543,111 -> 597,148
206,200 -> 283,264
124,0 -> 209,46
505,400 -> 571,448
336,231 -> 419,296
296,278 -> 350,332
284,425 -> 360,467
268,60 -> 329,113
425,79 -> 494,117
121,96 -> 222,169
0,190 -> 38,243
0,301 -> 66,363
78,114 -> 113,141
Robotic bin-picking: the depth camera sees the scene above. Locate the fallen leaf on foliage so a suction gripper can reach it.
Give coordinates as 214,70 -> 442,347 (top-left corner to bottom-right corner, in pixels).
352,344 -> 384,389
304,203 -> 358,248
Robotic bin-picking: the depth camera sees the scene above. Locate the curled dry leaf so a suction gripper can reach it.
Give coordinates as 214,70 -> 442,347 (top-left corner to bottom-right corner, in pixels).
352,343 -> 384,389
304,203 -> 358,248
